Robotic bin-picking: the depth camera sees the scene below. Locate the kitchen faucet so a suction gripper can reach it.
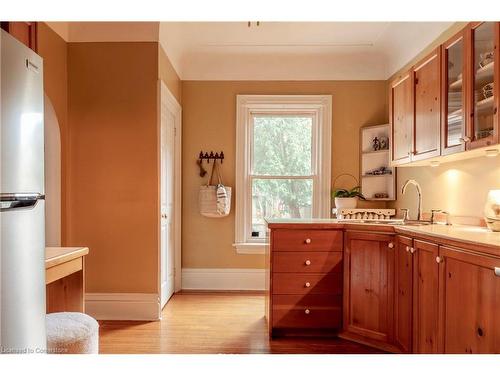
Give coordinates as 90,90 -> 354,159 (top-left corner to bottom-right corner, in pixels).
401,179 -> 423,221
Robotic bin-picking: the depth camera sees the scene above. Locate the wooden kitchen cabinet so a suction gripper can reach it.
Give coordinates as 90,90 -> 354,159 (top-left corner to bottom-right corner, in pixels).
0,22 -> 37,51
438,246 -> 500,353
266,226 -> 344,336
411,47 -> 442,161
390,73 -> 413,165
342,231 -> 396,350
412,239 -> 440,353
394,235 -> 414,353
441,29 -> 467,155
465,22 -> 500,149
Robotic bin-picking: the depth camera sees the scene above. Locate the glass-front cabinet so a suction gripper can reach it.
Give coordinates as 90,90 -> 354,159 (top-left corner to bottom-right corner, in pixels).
442,30 -> 467,155
467,22 -> 499,149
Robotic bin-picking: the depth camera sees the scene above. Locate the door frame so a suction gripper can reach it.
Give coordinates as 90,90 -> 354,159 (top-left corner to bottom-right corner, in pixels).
158,80 -> 182,300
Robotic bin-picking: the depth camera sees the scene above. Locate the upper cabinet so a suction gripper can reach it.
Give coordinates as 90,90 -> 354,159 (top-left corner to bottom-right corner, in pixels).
391,22 -> 500,166
390,74 -> 413,165
390,49 -> 442,165
0,22 -> 37,52
442,30 -> 467,155
467,22 -> 499,149
412,48 -> 442,161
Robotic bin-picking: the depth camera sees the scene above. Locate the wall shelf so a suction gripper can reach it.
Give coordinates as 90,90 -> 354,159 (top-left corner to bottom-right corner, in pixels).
360,124 -> 396,201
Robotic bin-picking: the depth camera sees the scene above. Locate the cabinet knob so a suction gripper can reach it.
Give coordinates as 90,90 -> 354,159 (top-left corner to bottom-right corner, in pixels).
305,260 -> 311,266
388,242 -> 394,248
436,256 -> 444,264
494,267 -> 500,277
410,247 -> 416,254
305,282 -> 311,288
304,309 -> 310,315
304,238 -> 312,244
405,246 -> 410,252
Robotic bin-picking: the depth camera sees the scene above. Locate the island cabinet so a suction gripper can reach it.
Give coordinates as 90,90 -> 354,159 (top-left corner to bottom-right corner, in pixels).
266,227 -> 344,337
341,231 -> 398,352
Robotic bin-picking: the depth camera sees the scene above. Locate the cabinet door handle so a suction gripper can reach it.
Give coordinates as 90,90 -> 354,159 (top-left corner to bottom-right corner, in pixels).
304,309 -> 310,315
410,247 -> 416,254
494,267 -> 500,277
388,242 -> 394,249
304,238 -> 312,244
436,256 -> 444,264
304,282 -> 311,288
405,246 -> 410,252
305,260 -> 311,266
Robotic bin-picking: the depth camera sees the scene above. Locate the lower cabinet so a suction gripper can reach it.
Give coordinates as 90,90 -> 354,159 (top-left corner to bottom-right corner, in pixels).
342,231 -> 396,350
395,236 -> 500,354
394,235 -> 413,353
412,239 -> 440,353
439,246 -> 500,353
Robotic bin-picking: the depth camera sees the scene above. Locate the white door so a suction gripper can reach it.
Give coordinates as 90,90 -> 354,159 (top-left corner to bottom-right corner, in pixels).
160,84 -> 179,308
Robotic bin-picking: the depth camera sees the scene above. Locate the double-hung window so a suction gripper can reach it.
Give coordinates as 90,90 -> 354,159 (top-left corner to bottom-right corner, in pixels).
234,95 -> 332,254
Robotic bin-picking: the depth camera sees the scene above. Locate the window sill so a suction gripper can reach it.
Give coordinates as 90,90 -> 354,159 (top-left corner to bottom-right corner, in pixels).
233,242 -> 266,255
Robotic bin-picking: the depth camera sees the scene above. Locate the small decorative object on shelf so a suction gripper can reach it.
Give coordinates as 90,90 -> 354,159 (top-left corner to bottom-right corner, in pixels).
484,189 -> 500,232
482,82 -> 494,99
479,51 -> 494,68
372,136 -> 381,151
379,136 -> 389,150
365,166 -> 392,176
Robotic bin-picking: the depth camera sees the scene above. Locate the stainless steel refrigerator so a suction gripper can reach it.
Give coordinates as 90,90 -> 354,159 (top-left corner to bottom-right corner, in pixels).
0,29 -> 46,353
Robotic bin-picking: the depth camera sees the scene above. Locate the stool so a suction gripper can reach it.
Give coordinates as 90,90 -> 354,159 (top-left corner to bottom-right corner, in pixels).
46,312 -> 99,354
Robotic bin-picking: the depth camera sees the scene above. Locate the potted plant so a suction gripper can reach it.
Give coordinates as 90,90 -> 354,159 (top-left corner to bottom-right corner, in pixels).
333,186 -> 365,209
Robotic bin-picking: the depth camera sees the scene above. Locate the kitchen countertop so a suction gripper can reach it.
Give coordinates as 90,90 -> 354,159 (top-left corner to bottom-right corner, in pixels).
266,219 -> 500,254
45,247 -> 89,269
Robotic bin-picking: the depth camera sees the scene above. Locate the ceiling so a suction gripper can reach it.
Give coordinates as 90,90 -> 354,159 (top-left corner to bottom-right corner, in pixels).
159,22 -> 453,80
47,22 -> 454,80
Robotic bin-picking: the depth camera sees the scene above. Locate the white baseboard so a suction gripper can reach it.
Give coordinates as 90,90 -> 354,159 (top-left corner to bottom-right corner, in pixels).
181,268 -> 265,291
85,293 -> 160,321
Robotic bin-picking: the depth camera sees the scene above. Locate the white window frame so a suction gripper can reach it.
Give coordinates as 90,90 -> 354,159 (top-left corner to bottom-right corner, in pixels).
234,95 -> 332,254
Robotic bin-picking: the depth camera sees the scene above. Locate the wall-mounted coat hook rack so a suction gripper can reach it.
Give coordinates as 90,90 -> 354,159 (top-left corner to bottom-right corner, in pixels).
198,150 -> 224,164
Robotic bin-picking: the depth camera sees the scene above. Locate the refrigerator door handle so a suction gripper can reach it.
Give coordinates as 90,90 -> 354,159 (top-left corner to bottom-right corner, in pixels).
0,193 -> 45,211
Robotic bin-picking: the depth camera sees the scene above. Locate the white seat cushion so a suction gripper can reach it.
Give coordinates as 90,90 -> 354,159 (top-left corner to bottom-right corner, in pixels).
46,312 -> 99,354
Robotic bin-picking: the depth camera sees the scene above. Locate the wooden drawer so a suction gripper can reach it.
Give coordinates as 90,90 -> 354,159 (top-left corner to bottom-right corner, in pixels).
273,251 -> 343,273
272,294 -> 342,329
273,272 -> 342,295
273,229 -> 343,252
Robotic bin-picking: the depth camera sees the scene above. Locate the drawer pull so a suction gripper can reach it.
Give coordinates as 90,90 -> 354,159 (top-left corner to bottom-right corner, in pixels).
304,282 -> 311,288
494,267 -> 500,277
305,238 -> 312,244
305,260 -> 311,266
304,309 -> 310,315
388,242 -> 394,248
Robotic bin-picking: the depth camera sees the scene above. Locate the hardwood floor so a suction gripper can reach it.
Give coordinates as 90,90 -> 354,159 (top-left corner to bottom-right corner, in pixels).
99,292 -> 384,354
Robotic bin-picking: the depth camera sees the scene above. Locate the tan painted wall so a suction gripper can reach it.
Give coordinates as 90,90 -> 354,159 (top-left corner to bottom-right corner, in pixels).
37,23 -> 69,244
159,46 -> 182,104
388,22 -> 500,219
67,42 -> 160,293
181,80 -> 388,269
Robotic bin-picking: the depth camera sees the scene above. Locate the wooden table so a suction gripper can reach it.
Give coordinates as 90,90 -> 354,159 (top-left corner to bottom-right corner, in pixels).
45,247 -> 89,313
